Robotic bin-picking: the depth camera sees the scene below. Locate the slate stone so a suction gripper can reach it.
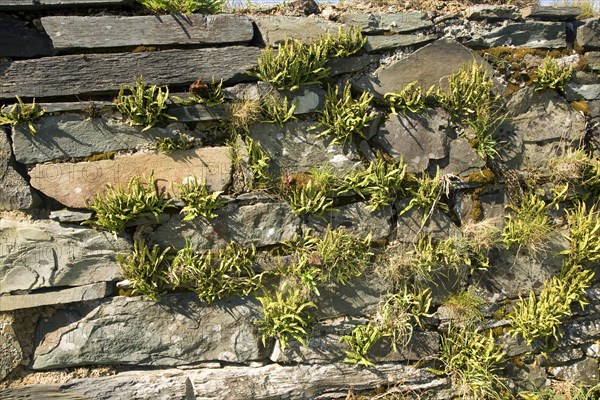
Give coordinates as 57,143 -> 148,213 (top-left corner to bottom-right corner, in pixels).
587,52 -> 600,71
41,15 -> 254,50
364,34 -> 436,52
12,114 -> 191,164
303,202 -> 392,242
149,201 -> 299,252
0,314 -> 22,381
465,5 -> 521,21
0,0 -> 132,9
395,199 -> 460,243
0,15 -> 54,58
479,190 -> 510,225
465,22 -> 566,49
277,85 -> 327,115
29,146 -> 232,209
327,54 -> 380,77
564,319 -> 600,345
565,83 -> 600,101
32,294 -> 268,369
339,13 -> 433,34
49,209 -> 94,223
0,129 -> 38,211
355,39 -> 494,98
0,282 -> 111,311
249,121 -> 363,177
167,104 -> 229,122
436,137 -> 485,176
373,109 -> 450,173
522,5 -> 581,21
252,16 -> 341,46
316,277 -> 384,319
0,218 -> 131,294
548,358 -> 600,385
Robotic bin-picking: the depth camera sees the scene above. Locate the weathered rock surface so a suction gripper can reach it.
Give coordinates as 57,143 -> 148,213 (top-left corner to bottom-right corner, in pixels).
49,209 -> 94,223
253,16 -> 340,46
149,201 -> 299,252
167,104 -> 229,122
29,146 -> 232,209
41,15 -> 254,50
587,52 -> 600,71
0,15 -> 54,58
0,0 -> 131,9
316,277 -> 384,319
0,129 -> 38,210
0,282 -> 111,311
396,199 -> 460,242
304,202 -> 392,241
577,18 -> 600,51
328,54 -> 380,76
249,121 -> 362,176
0,363 -> 446,400
364,34 -> 436,52
548,358 -> 600,385
435,137 -> 485,176
339,13 -> 433,33
465,5 -> 521,21
465,22 -> 566,49
12,115 -> 189,164
373,109 -> 450,173
0,218 -> 131,294
0,46 -> 260,99
0,314 -> 22,381
355,39 -> 493,97
521,5 -> 581,20
565,83 -> 600,101
32,294 -> 267,369
564,319 -> 600,345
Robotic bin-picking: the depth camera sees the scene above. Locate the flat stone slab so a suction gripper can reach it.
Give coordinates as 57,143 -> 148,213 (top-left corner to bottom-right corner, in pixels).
249,121 -> 363,177
0,15 -> 54,58
355,38 -> 494,97
0,0 -> 131,9
167,104 -> 229,122
0,129 -> 38,210
577,18 -> 600,51
0,282 -> 110,311
33,294 -> 268,369
522,5 -> 581,20
29,146 -> 232,208
465,5 -> 521,21
436,137 -> 485,176
252,16 -> 341,46
0,314 -> 21,381
364,34 -> 436,52
41,15 -> 254,50
0,218 -> 131,294
373,108 -> 450,173
565,83 -> 600,101
12,115 -> 191,164
149,201 -> 299,252
339,13 -> 433,34
395,199 -> 460,243
0,46 -> 260,99
464,21 -> 566,49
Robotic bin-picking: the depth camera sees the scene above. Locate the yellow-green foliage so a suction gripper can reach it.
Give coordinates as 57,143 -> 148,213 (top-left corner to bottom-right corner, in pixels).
384,81 -> 432,115
533,55 -> 573,93
443,289 -> 485,325
118,240 -> 170,301
0,96 -> 45,135
284,167 -> 338,219
562,202 -> 600,266
177,176 -> 226,220
153,133 -> 194,154
261,94 -> 297,126
321,26 -> 366,59
508,265 -> 594,344
244,136 -> 271,183
136,0 -> 224,14
114,76 -> 175,130
400,169 -> 450,226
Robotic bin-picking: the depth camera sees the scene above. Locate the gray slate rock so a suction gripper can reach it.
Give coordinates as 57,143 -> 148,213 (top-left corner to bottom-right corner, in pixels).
0,314 -> 22,381
249,121 -> 363,177
253,16 -> 341,46
373,109 -> 450,173
12,114 -> 188,164
435,137 -> 485,176
395,199 -> 460,242
327,54 -> 380,76
522,5 -> 581,20
0,129 -> 38,210
548,358 -> 600,385
577,18 -> 600,50
0,218 -> 131,294
0,15 -> 54,58
0,282 -> 111,311
465,22 -> 566,49
364,34 -> 436,52
564,319 -> 600,345
316,277 -> 384,319
49,209 -> 94,223
565,83 -> 600,101
167,104 -> 229,122
465,5 -> 521,21
339,13 -> 433,34
587,52 -> 600,71
33,294 -> 268,369
0,0 -> 132,9
41,15 -> 254,50
149,201 -> 299,252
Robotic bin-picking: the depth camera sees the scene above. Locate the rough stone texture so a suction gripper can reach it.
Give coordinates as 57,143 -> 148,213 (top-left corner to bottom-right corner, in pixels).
167,104 -> 229,122
465,22 -> 566,49
0,129 -> 38,210
283,85 -> 327,115
521,5 -> 581,20
12,115 -> 190,164
364,34 -> 436,52
565,83 -> 600,101
0,218 -> 131,294
548,358 -> 600,385
373,109 -> 450,173
396,199 -> 460,242
249,121 -> 363,177
0,15 -> 54,58
0,0 -> 131,9
303,202 -> 392,241
564,319 -> 600,345
328,54 -> 380,77
339,13 -> 433,33
436,137 -> 485,176
0,313 -> 22,381
0,363 -> 445,400
587,52 -> 600,71
253,16 -> 340,46
41,15 -> 254,50
0,282 -> 111,311
0,46 -> 260,99
465,5 -> 521,21
49,209 -> 94,223
577,18 -> 600,51
149,201 -> 299,252
355,39 -> 494,97
29,146 -> 232,209
479,190 -> 510,225
32,294 -> 267,369
316,277 -> 383,319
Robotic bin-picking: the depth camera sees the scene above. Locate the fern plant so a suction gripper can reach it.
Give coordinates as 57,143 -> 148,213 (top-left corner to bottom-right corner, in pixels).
0,96 -> 45,135
533,54 -> 573,93
384,81 -> 432,115
117,240 -> 171,301
177,176 -> 226,220
261,94 -> 298,126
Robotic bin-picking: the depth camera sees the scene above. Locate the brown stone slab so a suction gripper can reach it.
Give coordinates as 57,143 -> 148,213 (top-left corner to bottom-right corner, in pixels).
41,15 -> 254,50
0,282 -> 110,311
29,147 -> 232,208
0,46 -> 260,99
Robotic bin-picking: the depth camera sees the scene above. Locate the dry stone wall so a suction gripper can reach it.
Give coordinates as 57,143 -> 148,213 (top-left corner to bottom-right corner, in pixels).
0,2 -> 600,399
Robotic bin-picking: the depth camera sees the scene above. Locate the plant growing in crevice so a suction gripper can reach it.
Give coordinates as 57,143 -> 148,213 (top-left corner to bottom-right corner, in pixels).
561,201 -> 600,266
117,240 -> 171,301
174,77 -> 224,107
283,167 -> 339,219
261,94 -> 297,126
400,169 -> 450,227
321,26 -> 366,59
318,82 -> 375,145
384,82 -> 433,115
85,173 -> 172,234
0,96 -> 45,135
442,289 -> 485,326
136,0 -> 224,14
340,323 -> 383,367
153,133 -> 194,154
176,176 -> 226,220
533,54 -> 573,93
244,136 -> 271,184
114,76 -> 175,131
229,97 -> 262,133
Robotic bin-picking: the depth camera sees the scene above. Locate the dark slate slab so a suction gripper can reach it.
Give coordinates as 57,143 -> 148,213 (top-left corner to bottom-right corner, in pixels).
339,12 -> 433,34
464,21 -> 566,49
41,15 -> 254,50
364,34 -> 436,52
522,5 -> 582,21
0,15 -> 54,58
577,18 -> 600,51
0,46 -> 260,99
0,0 -> 132,9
